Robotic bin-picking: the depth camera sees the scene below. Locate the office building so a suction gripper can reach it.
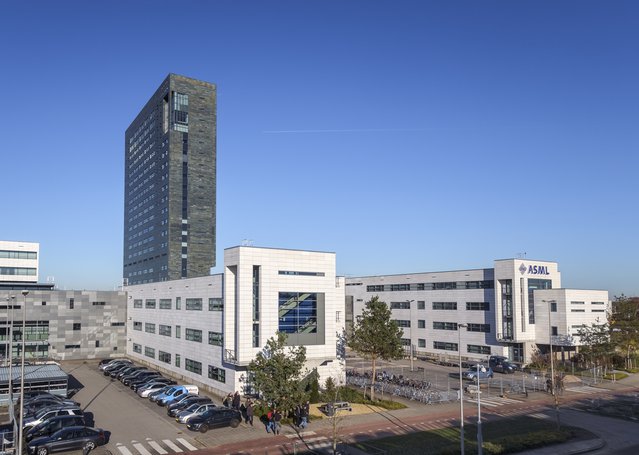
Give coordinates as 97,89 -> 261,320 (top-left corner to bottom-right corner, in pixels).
126,246 -> 345,397
345,259 -> 609,364
0,241 -> 40,285
124,74 -> 217,285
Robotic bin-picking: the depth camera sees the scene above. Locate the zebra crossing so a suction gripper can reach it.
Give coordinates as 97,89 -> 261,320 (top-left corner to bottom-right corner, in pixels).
465,394 -> 524,408
565,385 -> 601,394
114,437 -> 199,455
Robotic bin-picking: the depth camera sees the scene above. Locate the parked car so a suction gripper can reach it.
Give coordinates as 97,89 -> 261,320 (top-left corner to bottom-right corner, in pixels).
148,386 -> 174,401
120,369 -> 153,384
23,394 -> 68,408
131,376 -> 167,392
319,401 -> 352,417
464,365 -> 494,381
186,408 -> 242,432
116,366 -> 145,380
176,403 -> 216,423
157,385 -> 199,406
167,396 -> 212,416
25,415 -> 86,442
137,381 -> 175,398
489,355 -> 518,374
102,361 -> 132,375
26,426 -> 106,455
126,371 -> 160,387
98,358 -> 129,369
24,400 -> 80,417
23,407 -> 83,429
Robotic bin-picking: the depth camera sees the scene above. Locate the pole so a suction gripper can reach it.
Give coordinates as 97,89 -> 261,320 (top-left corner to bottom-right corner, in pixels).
410,344 -> 414,373
17,290 -> 28,455
8,296 -> 15,407
477,363 -> 483,454
548,300 -> 560,429
458,324 -> 467,455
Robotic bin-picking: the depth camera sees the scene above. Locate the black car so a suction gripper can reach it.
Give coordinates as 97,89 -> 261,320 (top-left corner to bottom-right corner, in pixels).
131,376 -> 167,392
23,400 -> 80,417
115,366 -> 144,379
25,415 -> 86,442
27,426 -> 106,455
167,396 -> 212,417
23,394 -> 67,408
122,370 -> 155,386
489,355 -> 516,374
127,372 -> 161,388
103,362 -> 132,376
186,408 -> 241,433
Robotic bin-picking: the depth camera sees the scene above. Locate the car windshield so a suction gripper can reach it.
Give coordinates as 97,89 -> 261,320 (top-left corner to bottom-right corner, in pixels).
184,404 -> 199,412
163,387 -> 177,395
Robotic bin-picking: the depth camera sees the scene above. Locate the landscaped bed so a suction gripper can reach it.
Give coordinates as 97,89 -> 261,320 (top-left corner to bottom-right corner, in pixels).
350,415 -> 597,455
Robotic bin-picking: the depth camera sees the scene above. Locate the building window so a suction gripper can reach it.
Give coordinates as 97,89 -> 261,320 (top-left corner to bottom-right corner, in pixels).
145,299 -> 156,309
159,325 -> 172,337
185,298 -> 202,310
185,358 -> 202,375
175,354 -> 181,367
208,298 -> 223,311
418,320 -> 426,329
417,301 -> 425,310
571,301 -> 585,305
432,302 -> 457,310
252,323 -> 259,348
467,323 -> 491,333
159,351 -> 171,364
551,326 -> 558,336
92,301 -> 106,306
400,338 -> 411,346
571,309 -> 586,313
65,344 -> 81,349
278,292 -> 318,334
466,302 -> 489,311
390,284 -> 410,291
208,365 -> 226,383
591,301 -> 605,305
278,270 -> 325,276
592,309 -> 605,312
145,323 -> 156,334
133,321 -> 142,331
418,339 -> 426,348
208,331 -> 223,346
95,340 -> 100,348
366,285 -> 384,292
72,323 -> 81,331
185,328 -> 202,342
133,299 -> 142,308
390,301 -> 411,309
133,343 -> 142,354
467,344 -> 491,355
433,321 -> 457,331
551,301 -> 557,312
176,297 -> 181,310
395,320 -> 411,328
69,298 -> 74,310
111,322 -> 125,327
528,279 -> 552,324
433,341 -> 458,351
175,325 -> 181,338
159,299 -> 172,309
144,346 -> 155,358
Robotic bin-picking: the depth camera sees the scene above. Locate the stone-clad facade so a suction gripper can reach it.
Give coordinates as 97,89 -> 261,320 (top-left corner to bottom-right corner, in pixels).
124,74 -> 216,285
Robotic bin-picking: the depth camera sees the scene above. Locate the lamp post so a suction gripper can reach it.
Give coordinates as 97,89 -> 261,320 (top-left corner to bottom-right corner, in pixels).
7,295 -> 15,408
458,323 -> 468,455
543,299 -> 561,429
476,363 -> 483,455
406,300 -> 415,371
17,290 -> 28,455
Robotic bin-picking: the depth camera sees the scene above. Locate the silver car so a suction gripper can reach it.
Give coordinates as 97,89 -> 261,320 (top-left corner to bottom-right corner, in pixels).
176,403 -> 216,423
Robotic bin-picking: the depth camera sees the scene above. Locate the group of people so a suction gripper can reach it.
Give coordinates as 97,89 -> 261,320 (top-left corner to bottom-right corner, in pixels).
265,408 -> 283,434
293,401 -> 310,429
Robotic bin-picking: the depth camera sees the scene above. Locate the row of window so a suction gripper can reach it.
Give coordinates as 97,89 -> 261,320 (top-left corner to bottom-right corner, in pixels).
411,340 -> 491,354
391,301 -> 490,311
366,280 -> 494,292
0,250 -> 37,259
396,320 -> 491,332
132,343 -> 226,384
132,322 -> 223,346
132,298 -> 223,311
571,309 -> 606,313
0,267 -> 36,276
278,270 -> 325,277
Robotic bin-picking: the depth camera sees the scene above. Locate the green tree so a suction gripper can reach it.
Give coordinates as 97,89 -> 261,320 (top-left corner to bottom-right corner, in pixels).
247,332 -> 307,411
577,320 -> 614,371
347,296 -> 404,400
610,295 -> 639,370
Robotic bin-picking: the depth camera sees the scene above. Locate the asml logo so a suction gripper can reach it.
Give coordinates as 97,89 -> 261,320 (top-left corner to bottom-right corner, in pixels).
519,263 -> 550,275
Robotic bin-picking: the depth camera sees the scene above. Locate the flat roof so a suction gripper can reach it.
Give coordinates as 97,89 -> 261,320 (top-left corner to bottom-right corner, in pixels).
346,268 -> 495,280
0,363 -> 68,384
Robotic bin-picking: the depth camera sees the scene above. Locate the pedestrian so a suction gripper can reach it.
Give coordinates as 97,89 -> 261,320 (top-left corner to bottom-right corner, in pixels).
294,405 -> 301,427
246,399 -> 254,426
223,393 -> 232,408
266,408 -> 274,433
273,409 -> 282,435
299,405 -> 308,429
232,391 -> 241,410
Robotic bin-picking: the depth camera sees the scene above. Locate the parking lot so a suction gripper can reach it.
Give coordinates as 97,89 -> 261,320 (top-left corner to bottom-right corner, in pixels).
61,361 -> 256,455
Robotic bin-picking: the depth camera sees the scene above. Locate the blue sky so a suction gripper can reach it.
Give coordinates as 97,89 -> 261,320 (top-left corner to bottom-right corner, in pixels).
1,1 -> 637,296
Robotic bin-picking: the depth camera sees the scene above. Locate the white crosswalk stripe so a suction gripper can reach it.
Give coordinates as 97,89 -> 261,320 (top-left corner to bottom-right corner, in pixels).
566,386 -> 600,394
116,444 -> 134,455
176,438 -> 197,451
147,440 -> 168,454
466,395 -> 523,408
163,440 -> 183,452
133,442 -> 153,455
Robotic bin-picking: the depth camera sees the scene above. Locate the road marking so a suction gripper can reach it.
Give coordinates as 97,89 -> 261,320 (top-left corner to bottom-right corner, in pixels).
163,439 -> 183,452
116,444 -> 134,455
133,442 -> 153,455
176,438 -> 197,451
148,441 -> 168,454
286,431 -> 316,438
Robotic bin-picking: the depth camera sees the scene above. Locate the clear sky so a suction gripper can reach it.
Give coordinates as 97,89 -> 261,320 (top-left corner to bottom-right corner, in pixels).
1,1 -> 637,296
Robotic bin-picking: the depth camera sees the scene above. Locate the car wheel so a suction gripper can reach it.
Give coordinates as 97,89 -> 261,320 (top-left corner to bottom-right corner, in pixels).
37,447 -> 48,455
199,424 -> 209,433
84,442 -> 96,451
229,419 -> 240,428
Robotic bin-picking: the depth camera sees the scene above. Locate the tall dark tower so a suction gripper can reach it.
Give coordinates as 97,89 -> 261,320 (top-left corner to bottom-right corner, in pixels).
124,74 -> 216,285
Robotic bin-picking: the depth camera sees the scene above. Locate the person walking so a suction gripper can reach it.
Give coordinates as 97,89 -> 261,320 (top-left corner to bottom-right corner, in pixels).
246,399 -> 254,426
272,409 -> 282,435
266,408 -> 274,433
232,391 -> 241,410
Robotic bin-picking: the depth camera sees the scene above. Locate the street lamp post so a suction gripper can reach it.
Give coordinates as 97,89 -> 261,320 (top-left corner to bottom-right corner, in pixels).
7,295 -> 15,409
458,323 -> 468,455
544,299 -> 561,429
406,300 -> 415,372
17,290 -> 28,455
476,363 -> 483,455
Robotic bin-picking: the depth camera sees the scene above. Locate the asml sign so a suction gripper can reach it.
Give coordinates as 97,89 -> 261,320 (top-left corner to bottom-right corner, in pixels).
519,263 -> 550,275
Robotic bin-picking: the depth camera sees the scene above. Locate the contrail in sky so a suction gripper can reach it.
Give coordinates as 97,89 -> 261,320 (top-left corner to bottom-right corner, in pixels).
262,128 -> 431,134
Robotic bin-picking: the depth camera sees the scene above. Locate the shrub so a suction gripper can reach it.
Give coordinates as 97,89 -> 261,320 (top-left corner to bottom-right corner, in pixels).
604,372 -> 628,380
